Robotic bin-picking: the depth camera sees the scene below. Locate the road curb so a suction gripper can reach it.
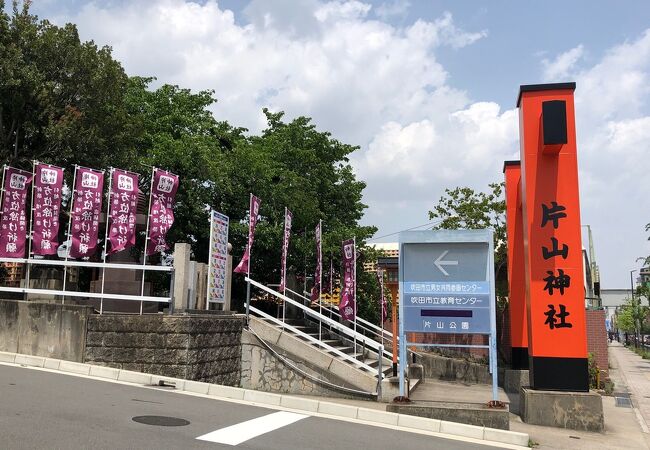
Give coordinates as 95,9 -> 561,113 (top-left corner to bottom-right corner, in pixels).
0,351 -> 529,448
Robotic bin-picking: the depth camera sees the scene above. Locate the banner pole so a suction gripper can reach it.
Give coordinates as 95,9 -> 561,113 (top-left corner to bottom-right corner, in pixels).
353,236 -> 357,355
245,193 -> 252,324
282,207 -> 287,327
100,168 -> 114,315
378,269 -> 384,346
25,160 -> 36,293
318,219 -> 322,341
329,254 -> 333,320
140,166 -> 155,315
61,166 -> 79,305
206,210 -> 214,311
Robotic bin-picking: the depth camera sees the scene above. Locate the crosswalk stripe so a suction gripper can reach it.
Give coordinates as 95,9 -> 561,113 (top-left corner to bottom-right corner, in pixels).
196,411 -> 308,446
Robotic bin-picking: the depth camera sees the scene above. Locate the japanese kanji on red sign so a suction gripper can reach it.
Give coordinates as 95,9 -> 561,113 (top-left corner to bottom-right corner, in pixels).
32,163 -> 64,256
0,166 -> 33,258
146,168 -> 179,256
108,169 -> 139,255
69,167 -> 104,259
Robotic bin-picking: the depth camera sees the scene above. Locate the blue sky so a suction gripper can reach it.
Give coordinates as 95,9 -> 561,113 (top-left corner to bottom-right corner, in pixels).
22,0 -> 650,287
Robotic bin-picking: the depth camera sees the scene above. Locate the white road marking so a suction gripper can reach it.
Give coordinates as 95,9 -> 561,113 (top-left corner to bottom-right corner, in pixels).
196,411 -> 308,446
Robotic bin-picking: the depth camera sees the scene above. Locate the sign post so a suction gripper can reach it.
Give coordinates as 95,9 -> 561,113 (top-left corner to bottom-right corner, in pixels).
398,229 -> 497,401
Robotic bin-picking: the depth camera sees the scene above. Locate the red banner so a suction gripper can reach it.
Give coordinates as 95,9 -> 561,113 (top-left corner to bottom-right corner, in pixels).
0,167 -> 33,257
310,221 -> 322,301
339,238 -> 356,320
279,207 -> 292,293
108,169 -> 139,255
69,167 -> 104,259
32,163 -> 64,256
234,194 -> 261,274
146,169 -> 179,256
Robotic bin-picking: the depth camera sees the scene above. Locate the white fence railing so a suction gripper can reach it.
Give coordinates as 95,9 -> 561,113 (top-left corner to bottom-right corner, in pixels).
246,277 -> 391,365
249,305 -> 379,375
284,287 -> 394,361
0,257 -> 174,313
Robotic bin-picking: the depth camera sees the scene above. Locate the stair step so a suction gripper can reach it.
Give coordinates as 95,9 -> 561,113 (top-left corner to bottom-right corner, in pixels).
329,346 -> 354,354
322,339 -> 341,346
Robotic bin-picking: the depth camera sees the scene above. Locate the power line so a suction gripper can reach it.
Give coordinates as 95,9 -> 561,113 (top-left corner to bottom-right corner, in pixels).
367,218 -> 445,242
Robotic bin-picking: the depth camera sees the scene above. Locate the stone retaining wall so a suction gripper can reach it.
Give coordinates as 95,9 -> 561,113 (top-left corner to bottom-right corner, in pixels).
240,329 -> 367,399
84,314 -> 244,386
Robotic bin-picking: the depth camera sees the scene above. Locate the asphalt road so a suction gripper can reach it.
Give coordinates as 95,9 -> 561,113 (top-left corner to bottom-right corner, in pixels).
0,364 -> 496,449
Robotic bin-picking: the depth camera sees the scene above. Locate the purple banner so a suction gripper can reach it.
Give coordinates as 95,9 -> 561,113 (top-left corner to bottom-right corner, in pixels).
32,163 -> 64,256
234,194 -> 261,274
108,169 -> 139,255
310,221 -> 322,301
146,169 -> 179,256
279,207 -> 292,293
339,238 -> 356,320
377,268 -> 387,323
69,167 -> 104,259
0,167 -> 33,258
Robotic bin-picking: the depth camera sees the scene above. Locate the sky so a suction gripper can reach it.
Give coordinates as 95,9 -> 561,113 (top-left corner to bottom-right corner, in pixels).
25,0 -> 650,288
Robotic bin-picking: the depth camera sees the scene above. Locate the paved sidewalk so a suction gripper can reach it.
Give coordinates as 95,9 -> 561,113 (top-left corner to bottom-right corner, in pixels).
305,344 -> 650,449
609,342 -> 650,432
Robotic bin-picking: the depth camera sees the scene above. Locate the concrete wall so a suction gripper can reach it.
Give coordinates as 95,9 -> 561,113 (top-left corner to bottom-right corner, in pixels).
415,351 -> 492,384
0,299 -> 93,362
240,330 -> 371,399
84,314 -> 244,385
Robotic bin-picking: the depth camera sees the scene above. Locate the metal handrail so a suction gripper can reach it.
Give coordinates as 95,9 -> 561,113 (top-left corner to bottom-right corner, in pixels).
287,287 -> 389,339
282,285 -> 392,362
249,305 -> 379,375
247,277 -> 390,362
285,287 -> 394,348
0,257 -> 173,271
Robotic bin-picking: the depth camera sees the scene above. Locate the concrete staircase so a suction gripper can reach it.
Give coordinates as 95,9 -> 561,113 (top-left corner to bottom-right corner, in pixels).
245,277 -> 420,401
282,316 -> 393,379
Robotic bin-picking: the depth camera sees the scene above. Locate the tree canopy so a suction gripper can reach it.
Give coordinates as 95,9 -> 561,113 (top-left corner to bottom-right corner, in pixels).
0,3 -> 383,320
428,182 -> 507,297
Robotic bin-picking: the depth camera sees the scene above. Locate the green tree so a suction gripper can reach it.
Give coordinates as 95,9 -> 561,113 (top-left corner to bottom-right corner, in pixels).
428,183 -> 507,297
124,77 -> 246,263
223,110 -> 378,312
0,1 -> 136,170
617,297 -> 647,345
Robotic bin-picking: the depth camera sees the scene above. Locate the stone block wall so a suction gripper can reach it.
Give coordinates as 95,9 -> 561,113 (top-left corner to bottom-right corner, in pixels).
84,314 -> 244,385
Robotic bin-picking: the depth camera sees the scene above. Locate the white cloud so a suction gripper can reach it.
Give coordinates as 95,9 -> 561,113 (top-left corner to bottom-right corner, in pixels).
45,0 -> 650,286
374,0 -> 411,20
542,44 -> 584,81
543,32 -> 650,287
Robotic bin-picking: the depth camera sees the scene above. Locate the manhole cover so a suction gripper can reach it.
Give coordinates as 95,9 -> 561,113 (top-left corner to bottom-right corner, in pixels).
615,397 -> 633,408
132,416 -> 190,427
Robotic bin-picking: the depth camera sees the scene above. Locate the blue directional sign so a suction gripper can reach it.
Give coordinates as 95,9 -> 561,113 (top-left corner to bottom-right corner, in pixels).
398,229 -> 497,399
399,230 -> 495,335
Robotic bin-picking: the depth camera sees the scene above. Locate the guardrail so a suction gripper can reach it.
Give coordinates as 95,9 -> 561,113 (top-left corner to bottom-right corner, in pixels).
285,287 -> 394,351
0,257 -> 174,314
249,305 -> 379,376
246,277 -> 391,365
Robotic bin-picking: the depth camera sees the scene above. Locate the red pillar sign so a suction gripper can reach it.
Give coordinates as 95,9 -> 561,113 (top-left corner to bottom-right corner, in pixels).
517,83 -> 588,391
503,161 -> 528,369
